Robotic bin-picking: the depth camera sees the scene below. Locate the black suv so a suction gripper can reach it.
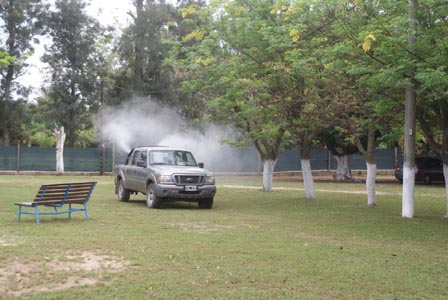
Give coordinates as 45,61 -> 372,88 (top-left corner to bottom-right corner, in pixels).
395,156 -> 445,185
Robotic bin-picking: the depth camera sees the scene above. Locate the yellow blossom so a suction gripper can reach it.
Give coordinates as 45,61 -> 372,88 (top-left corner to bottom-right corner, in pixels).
362,34 -> 376,52
234,6 -> 247,16
181,4 -> 196,18
195,58 -> 209,66
289,29 -> 300,43
366,34 -> 376,41
182,30 -> 205,42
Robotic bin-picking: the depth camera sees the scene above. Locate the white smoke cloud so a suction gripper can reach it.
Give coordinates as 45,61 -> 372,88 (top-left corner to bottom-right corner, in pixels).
97,97 -> 246,171
99,98 -> 186,153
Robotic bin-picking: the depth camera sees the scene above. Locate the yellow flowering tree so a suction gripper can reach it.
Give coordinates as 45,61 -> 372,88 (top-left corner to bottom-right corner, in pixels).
177,0 -> 313,192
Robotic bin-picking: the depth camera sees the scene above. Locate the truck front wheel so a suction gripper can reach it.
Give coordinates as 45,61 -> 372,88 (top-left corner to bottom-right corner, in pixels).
198,198 -> 214,209
146,183 -> 161,208
117,179 -> 130,202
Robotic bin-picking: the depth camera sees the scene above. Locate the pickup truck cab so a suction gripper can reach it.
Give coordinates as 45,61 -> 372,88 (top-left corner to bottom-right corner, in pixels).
114,146 -> 216,208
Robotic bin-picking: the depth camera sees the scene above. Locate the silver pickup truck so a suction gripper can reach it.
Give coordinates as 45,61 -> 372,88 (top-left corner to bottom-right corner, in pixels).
114,146 -> 216,208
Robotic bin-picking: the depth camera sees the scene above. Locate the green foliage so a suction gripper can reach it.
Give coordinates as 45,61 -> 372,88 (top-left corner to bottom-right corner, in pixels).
0,51 -> 14,66
0,0 -> 48,145
29,130 -> 54,147
409,0 -> 448,161
42,0 -> 105,147
111,0 -> 175,103
177,0 -> 315,160
21,99 -> 54,147
0,0 -> 446,157
75,126 -> 96,148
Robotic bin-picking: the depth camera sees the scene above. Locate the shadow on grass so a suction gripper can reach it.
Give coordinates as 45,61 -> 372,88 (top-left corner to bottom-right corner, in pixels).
123,199 -> 204,210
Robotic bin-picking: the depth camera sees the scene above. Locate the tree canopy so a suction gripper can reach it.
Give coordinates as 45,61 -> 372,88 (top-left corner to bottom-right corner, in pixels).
0,0 -> 446,204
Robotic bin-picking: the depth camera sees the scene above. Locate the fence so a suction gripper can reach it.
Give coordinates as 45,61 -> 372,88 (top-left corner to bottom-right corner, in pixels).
0,146 -> 117,173
0,145 -> 400,173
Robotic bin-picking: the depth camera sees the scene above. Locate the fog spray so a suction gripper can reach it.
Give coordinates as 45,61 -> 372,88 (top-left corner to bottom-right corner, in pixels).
98,97 -> 246,171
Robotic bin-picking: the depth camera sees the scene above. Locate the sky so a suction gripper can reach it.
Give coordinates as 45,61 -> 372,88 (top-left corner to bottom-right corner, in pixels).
87,0 -> 133,27
20,0 -> 134,99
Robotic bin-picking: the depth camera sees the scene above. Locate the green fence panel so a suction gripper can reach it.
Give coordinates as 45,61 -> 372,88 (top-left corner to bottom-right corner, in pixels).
0,146 -> 17,170
20,147 -> 55,171
2,146 -> 115,172
64,148 -> 98,171
0,146 -> 399,172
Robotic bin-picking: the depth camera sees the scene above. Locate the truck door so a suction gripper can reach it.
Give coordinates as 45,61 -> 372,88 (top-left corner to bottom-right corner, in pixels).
134,150 -> 148,193
126,150 -> 141,190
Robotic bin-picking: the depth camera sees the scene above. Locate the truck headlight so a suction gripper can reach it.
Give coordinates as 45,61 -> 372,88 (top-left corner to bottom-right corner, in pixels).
205,175 -> 215,185
158,175 -> 174,184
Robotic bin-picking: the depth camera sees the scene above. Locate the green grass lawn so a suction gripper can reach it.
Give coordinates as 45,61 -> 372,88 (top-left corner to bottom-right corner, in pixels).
1,175 -> 447,299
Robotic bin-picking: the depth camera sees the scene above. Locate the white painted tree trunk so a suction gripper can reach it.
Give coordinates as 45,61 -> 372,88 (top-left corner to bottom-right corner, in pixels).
53,126 -> 66,174
262,159 -> 276,192
333,155 -> 352,181
366,162 -> 377,207
443,164 -> 448,218
300,159 -> 315,199
402,165 -> 415,218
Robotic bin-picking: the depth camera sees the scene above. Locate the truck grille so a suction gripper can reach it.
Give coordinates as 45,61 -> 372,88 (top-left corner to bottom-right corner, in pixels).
174,175 -> 204,185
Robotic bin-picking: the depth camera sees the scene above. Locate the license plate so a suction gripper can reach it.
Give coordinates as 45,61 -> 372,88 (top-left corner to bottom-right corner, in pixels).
185,185 -> 197,191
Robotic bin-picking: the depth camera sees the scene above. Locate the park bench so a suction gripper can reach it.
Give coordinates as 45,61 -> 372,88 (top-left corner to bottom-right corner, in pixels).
15,182 -> 97,224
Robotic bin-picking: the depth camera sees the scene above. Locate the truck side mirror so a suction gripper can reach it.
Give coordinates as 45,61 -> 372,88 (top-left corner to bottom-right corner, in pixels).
198,163 -> 204,168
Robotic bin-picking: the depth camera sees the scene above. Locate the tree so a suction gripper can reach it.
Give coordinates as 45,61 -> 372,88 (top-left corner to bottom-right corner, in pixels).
412,0 -> 448,217
0,0 -> 47,145
165,0 -> 213,123
179,0 -> 313,191
42,0 -> 105,146
319,0 -> 404,206
402,0 -> 418,218
281,1 -> 339,198
110,0 -> 175,104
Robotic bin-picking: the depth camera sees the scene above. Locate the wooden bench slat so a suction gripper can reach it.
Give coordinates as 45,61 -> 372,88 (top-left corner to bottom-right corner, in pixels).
33,191 -> 94,200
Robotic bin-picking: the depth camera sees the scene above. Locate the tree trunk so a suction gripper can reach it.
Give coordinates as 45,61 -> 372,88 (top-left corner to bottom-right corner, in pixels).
402,0 -> 417,218
366,162 -> 377,207
444,163 -> 448,218
53,126 -> 66,174
1,3 -> 16,145
299,136 -> 315,199
333,154 -> 353,181
133,0 -> 145,93
356,128 -> 377,207
301,159 -> 315,199
2,64 -> 15,144
262,159 -> 276,192
402,164 -> 415,217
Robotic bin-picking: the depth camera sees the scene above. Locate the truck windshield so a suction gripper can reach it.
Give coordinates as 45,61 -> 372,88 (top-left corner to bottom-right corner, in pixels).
149,150 -> 197,166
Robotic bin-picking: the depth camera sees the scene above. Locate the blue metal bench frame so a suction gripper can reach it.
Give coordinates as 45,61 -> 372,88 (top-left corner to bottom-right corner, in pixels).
15,182 -> 97,224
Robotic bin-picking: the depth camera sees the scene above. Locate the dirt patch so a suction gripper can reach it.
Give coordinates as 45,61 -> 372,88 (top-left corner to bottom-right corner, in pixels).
0,237 -> 18,247
0,251 -> 129,297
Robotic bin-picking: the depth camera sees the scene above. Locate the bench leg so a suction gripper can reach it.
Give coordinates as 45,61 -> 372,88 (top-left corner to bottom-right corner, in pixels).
68,203 -> 72,220
35,206 -> 40,224
17,206 -> 22,222
84,203 -> 89,220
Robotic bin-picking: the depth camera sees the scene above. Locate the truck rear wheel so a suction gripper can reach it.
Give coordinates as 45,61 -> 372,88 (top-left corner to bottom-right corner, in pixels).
146,183 -> 161,208
117,179 -> 130,202
198,198 -> 214,209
